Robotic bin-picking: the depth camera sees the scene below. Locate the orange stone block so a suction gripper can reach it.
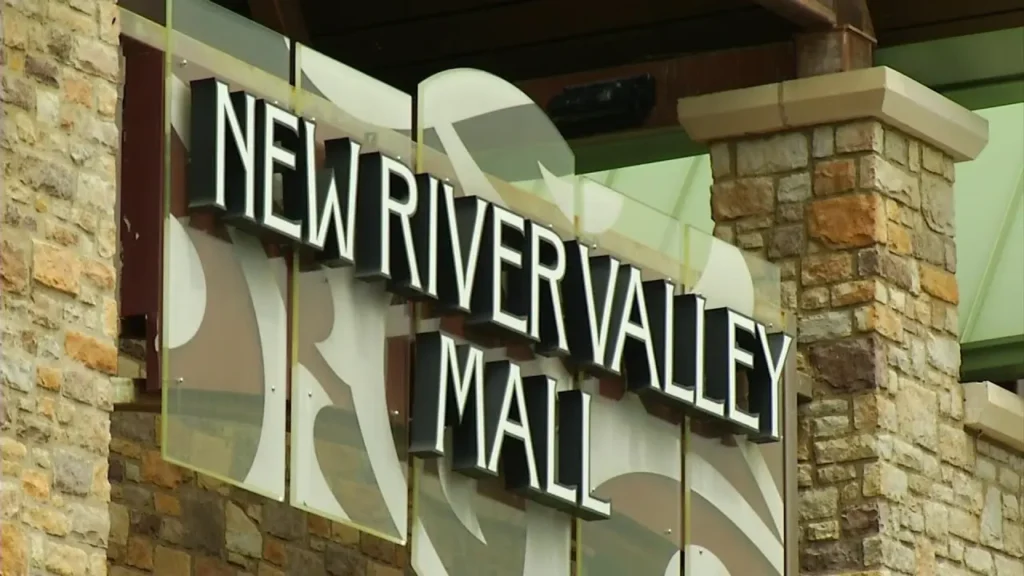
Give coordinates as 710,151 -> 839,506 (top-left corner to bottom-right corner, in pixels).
809,194 -> 887,249
920,264 -> 959,304
65,331 -> 118,374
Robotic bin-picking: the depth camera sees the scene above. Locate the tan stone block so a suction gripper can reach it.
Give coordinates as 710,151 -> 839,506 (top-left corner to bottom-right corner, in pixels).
32,240 -> 82,294
885,130 -> 910,166
82,258 -> 115,289
896,381 -> 938,450
920,264 -> 958,304
711,177 -> 775,220
863,462 -> 908,501
1005,523 -> 1024,558
855,303 -> 903,342
813,158 -> 856,196
813,414 -> 850,438
22,469 -> 51,500
0,521 -> 29,576
22,503 -> 71,536
812,126 -> 835,158
1,239 -> 31,294
736,232 -> 764,250
36,365 -> 63,391
800,487 -> 839,522
736,132 -> 808,176
103,298 -> 119,337
887,223 -> 913,255
65,331 -> 117,375
709,142 -> 731,178
815,434 -> 878,464
831,280 -> 880,307
802,252 -> 854,286
938,425 -> 975,470
141,451 -> 184,489
836,121 -> 884,153
860,155 -> 921,208
809,194 -> 887,249
852,393 -> 878,430
779,171 -> 811,202
921,145 -> 947,176
800,287 -> 830,310
44,542 -> 88,576
906,139 -> 922,173
816,464 -> 857,484
922,172 -> 955,236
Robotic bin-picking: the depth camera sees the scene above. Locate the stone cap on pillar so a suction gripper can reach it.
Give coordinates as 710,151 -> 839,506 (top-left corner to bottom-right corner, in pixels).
677,66 -> 989,162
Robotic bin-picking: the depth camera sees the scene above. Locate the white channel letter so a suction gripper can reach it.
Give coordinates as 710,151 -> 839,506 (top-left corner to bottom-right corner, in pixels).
380,156 -> 422,290
491,206 -> 528,335
530,224 -> 568,352
436,335 -> 487,470
609,266 -> 658,382
442,187 -> 487,311
487,363 -> 540,490
691,295 -> 723,418
215,82 -> 255,217
260,103 -> 302,240
311,135 -> 360,263
577,391 -> 611,518
757,324 -> 793,440
727,311 -> 760,432
577,244 -> 621,369
539,377 -> 575,503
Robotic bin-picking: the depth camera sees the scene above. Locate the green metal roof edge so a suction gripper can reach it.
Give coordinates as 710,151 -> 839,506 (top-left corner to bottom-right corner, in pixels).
961,335 -> 1024,383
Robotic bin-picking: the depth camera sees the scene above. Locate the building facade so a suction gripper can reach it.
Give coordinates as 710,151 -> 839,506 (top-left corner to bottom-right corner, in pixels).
1,1 -> 1022,575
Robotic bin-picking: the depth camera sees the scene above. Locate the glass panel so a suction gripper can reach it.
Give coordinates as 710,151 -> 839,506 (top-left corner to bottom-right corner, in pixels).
289,271 -> 412,543
411,331 -> 573,576
683,226 -> 783,329
287,43 -> 414,542
294,44 -> 413,161
577,378 -> 683,576
416,68 -> 575,238
171,0 -> 290,80
160,0 -> 295,501
686,382 -> 787,575
120,0 -> 167,26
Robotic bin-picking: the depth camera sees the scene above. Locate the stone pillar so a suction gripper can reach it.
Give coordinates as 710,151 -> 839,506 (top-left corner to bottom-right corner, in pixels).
678,67 -> 1008,575
1,0 -> 122,574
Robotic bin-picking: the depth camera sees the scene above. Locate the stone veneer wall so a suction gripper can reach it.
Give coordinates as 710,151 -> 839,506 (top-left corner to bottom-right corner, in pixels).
707,121 -> 1024,575
107,412 -> 406,576
1,1 -> 122,575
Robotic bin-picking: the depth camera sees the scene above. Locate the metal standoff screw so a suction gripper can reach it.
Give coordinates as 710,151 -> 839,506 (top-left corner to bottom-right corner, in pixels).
175,377 -> 184,385
178,59 -> 187,67
271,386 -> 276,392
391,410 -> 400,417
307,391 -> 313,398
664,528 -> 673,535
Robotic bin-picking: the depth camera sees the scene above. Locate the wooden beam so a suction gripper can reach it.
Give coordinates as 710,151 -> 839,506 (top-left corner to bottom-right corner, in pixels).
751,0 -> 837,29
516,42 -> 795,142
247,0 -> 310,44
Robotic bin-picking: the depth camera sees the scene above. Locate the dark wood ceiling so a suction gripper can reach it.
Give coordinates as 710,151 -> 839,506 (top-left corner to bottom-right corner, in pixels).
210,0 -> 1024,91
302,0 -> 799,91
